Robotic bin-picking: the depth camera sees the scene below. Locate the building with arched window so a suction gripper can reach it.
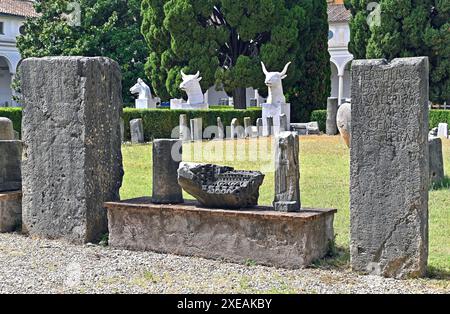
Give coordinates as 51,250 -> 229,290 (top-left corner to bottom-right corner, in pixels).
0,0 -> 36,107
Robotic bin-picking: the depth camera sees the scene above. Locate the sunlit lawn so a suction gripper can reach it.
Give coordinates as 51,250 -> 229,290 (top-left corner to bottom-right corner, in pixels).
121,136 -> 449,280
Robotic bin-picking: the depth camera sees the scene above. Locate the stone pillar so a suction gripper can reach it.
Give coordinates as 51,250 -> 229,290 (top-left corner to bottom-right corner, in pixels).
190,118 -> 202,141
179,114 -> 191,142
20,57 -> 124,244
130,118 -> 144,144
217,117 -> 224,140
274,132 -> 300,212
429,137 -> 444,186
0,117 -> 14,140
256,118 -> 263,137
119,118 -> 124,143
152,139 -> 183,204
230,118 -> 239,139
279,114 -> 288,132
244,117 -> 251,138
266,116 -> 273,136
326,97 -> 338,135
350,57 -> 429,278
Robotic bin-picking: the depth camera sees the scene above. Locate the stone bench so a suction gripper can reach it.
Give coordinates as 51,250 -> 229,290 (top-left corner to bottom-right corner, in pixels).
105,198 -> 337,269
0,191 -> 22,233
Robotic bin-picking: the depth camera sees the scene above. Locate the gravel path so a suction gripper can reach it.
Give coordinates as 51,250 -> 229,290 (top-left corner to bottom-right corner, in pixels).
0,233 -> 448,294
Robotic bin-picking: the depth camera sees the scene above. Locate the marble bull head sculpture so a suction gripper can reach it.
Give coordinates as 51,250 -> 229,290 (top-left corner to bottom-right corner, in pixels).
180,70 -> 204,105
261,61 -> 292,105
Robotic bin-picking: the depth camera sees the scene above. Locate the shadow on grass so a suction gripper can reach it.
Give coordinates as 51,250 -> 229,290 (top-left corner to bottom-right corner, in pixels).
430,176 -> 450,191
310,242 -> 350,270
427,266 -> 450,281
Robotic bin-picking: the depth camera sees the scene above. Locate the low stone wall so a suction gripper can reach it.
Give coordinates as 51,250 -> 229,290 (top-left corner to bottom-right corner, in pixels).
0,191 -> 22,233
106,198 -> 336,269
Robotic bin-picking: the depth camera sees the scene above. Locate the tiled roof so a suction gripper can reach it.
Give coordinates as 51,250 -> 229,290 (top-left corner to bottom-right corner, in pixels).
0,0 -> 38,18
328,4 -> 351,23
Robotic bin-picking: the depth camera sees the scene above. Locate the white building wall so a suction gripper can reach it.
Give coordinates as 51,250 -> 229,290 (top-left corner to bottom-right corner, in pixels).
0,14 -> 25,107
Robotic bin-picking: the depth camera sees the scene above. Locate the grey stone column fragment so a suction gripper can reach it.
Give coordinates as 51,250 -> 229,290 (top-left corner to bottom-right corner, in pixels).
230,118 -> 239,139
152,139 -> 183,204
190,118 -> 202,141
244,117 -> 251,138
20,56 -> 124,244
428,137 -> 444,186
256,118 -> 263,137
130,118 -> 144,144
0,117 -> 14,140
274,132 -> 300,212
266,116 -> 273,136
217,117 -> 225,140
0,141 -> 22,192
326,97 -> 338,135
119,118 -> 124,143
179,114 -> 191,142
350,57 -> 429,279
279,114 -> 288,132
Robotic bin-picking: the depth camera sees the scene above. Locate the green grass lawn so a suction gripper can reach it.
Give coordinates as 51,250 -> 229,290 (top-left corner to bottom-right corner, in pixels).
121,136 -> 449,280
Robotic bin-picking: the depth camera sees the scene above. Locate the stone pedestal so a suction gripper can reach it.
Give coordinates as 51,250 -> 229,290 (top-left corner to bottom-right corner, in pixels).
0,191 -> 22,233
130,118 -> 145,144
106,198 -> 337,269
171,99 -> 209,110
262,102 -> 290,135
350,57 -> 429,278
326,97 -> 338,135
20,56 -> 124,244
152,139 -> 183,204
135,98 -> 156,109
274,132 -> 300,212
429,137 -> 444,185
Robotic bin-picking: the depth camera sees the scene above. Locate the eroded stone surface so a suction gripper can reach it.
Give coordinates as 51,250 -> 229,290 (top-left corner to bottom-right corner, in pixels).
20,56 -> 124,244
152,139 -> 183,204
0,141 -> 22,192
130,118 -> 144,144
274,132 -> 300,212
0,118 -> 14,140
0,191 -> 22,233
429,137 -> 444,185
350,57 -> 429,279
326,97 -> 338,135
178,163 -> 264,209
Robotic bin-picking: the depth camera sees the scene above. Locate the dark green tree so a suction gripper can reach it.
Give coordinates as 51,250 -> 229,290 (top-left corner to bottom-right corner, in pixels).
142,0 -> 330,116
345,0 -> 450,104
17,0 -> 148,105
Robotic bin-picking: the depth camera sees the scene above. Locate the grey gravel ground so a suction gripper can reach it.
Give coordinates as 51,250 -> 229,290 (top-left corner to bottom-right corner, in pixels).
0,232 -> 448,294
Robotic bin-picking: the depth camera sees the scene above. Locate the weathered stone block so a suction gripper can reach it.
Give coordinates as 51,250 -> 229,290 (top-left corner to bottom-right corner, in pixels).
350,57 -> 429,278
244,117 -> 251,138
0,117 -> 14,140
274,132 -> 300,212
20,57 -> 124,244
326,97 -> 338,135
256,118 -> 263,137
429,137 -> 444,185
0,191 -> 22,233
106,198 -> 337,269
179,114 -> 191,142
130,118 -> 144,144
279,114 -> 288,132
0,141 -> 22,192
152,139 -> 183,204
266,116 -> 273,136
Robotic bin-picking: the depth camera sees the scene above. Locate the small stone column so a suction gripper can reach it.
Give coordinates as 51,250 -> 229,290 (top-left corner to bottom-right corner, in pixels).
429,137 -> 444,185
0,117 -> 22,192
266,116 -> 273,136
279,114 -> 288,132
20,56 -> 124,244
273,132 -> 300,212
190,118 -> 202,141
326,97 -> 338,135
119,118 -> 124,143
0,117 -> 14,140
217,117 -> 225,140
152,139 -> 183,204
179,114 -> 191,142
244,117 -> 251,138
130,118 -> 145,144
256,118 -> 263,137
230,118 -> 239,139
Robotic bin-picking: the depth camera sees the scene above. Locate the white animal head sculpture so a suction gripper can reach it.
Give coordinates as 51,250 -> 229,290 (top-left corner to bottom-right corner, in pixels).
261,61 -> 291,105
130,78 -> 152,100
180,70 -> 204,105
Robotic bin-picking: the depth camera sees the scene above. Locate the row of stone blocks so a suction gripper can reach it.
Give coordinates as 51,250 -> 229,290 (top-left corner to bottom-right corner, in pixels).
178,114 -> 290,142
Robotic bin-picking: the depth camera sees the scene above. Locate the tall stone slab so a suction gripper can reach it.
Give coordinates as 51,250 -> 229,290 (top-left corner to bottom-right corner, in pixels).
279,114 -> 288,132
256,118 -> 263,137
428,137 -> 444,186
130,118 -> 144,144
152,139 -> 183,204
244,117 -> 251,138
326,97 -> 338,135
190,118 -> 202,141
266,116 -> 273,136
20,57 -> 124,244
0,140 -> 22,192
274,132 -> 300,212
179,114 -> 191,142
217,117 -> 224,140
350,58 -> 429,278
